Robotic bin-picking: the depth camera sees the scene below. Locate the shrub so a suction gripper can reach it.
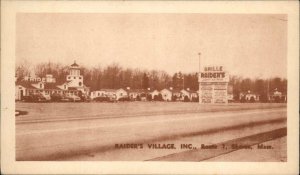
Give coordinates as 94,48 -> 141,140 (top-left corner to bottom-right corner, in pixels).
184,96 -> 190,102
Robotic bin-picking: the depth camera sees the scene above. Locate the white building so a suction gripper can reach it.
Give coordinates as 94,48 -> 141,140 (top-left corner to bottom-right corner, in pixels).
160,89 -> 172,101
150,90 -> 160,99
181,88 -> 198,101
90,88 -> 128,100
239,91 -> 260,102
160,88 -> 181,101
127,89 -> 151,101
15,61 -> 90,101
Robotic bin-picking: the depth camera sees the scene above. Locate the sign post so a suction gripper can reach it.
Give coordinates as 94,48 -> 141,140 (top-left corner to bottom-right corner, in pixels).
198,52 -> 201,104
198,65 -> 229,104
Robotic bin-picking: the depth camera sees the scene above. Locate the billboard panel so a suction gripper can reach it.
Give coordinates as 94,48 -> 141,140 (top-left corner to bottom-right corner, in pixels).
199,66 -> 229,83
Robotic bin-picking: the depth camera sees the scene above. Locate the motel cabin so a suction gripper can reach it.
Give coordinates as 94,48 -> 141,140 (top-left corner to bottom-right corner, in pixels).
126,89 -> 152,101
150,90 -> 160,99
160,88 -> 182,101
239,91 -> 260,102
269,90 -> 287,103
90,88 -> 128,101
180,88 -> 198,101
160,88 -> 172,101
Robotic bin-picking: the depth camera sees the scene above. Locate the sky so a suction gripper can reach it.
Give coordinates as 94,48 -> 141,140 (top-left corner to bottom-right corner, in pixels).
16,13 -> 287,78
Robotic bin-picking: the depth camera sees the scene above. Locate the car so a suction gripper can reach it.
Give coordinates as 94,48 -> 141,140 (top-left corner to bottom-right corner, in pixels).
65,94 -> 81,102
60,97 -> 72,102
23,94 -> 48,103
118,96 -> 130,101
50,93 -> 63,102
94,96 -> 110,102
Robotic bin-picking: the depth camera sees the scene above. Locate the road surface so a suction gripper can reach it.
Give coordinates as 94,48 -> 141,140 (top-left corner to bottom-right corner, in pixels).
16,102 -> 287,161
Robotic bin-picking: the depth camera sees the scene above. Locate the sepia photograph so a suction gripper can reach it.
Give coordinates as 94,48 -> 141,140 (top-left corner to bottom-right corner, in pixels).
1,1 -> 299,174
15,13 -> 288,161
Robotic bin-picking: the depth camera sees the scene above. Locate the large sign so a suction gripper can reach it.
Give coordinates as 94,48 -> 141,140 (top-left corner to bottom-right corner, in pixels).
199,66 -> 229,104
199,66 -> 229,83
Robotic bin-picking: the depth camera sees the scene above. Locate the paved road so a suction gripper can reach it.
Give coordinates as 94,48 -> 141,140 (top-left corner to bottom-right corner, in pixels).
16,105 -> 287,161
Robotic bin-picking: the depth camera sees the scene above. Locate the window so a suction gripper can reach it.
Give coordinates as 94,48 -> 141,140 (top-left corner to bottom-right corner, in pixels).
68,77 -> 71,79
79,82 -> 82,86
74,77 -> 76,79
120,93 -> 123,96
64,85 -> 66,89
79,77 -> 82,79
40,83 -> 43,88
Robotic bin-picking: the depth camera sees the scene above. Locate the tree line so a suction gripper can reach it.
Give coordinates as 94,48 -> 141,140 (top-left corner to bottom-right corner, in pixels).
16,61 -> 287,100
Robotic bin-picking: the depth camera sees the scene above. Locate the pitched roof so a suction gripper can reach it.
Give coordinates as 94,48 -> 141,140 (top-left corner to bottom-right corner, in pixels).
127,89 -> 150,93
170,89 -> 181,93
16,81 -> 65,90
99,89 -> 117,92
71,61 -> 79,67
43,83 -> 61,90
68,87 -> 78,91
16,81 -> 37,89
162,88 -> 181,93
183,89 -> 198,93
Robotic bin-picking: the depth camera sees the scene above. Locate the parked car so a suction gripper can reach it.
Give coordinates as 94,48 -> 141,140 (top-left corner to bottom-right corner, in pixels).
23,94 -> 48,103
94,96 -> 110,102
118,96 -> 130,101
65,94 -> 81,102
50,93 -> 63,102
60,96 -> 72,102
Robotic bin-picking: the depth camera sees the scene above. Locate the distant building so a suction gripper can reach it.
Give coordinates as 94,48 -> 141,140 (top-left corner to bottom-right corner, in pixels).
90,88 -> 128,100
15,61 -> 90,101
181,88 -> 198,101
127,89 -> 151,101
160,88 -> 172,101
269,89 -> 287,103
150,90 -> 160,99
160,88 -> 181,101
239,91 -> 260,102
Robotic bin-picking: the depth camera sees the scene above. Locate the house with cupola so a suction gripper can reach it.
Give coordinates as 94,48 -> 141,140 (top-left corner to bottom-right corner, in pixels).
15,61 -> 90,101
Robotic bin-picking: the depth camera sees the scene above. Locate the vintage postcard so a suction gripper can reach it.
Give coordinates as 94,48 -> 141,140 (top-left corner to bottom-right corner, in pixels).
1,0 -> 299,174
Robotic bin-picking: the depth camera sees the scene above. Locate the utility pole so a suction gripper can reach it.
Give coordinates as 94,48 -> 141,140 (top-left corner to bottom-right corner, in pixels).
198,52 -> 201,104
182,76 -> 185,90
267,78 -> 270,102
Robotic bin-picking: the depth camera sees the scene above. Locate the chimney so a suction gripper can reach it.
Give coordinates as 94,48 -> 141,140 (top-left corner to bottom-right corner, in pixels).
147,88 -> 151,91
169,87 -> 173,90
187,88 -> 190,91
127,87 -> 130,90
